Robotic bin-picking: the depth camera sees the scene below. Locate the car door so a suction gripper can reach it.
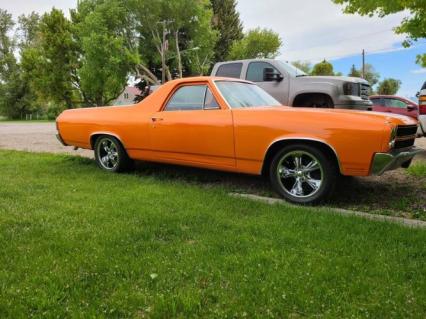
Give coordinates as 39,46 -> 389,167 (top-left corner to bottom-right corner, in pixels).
245,61 -> 289,105
370,97 -> 388,113
148,83 -> 235,168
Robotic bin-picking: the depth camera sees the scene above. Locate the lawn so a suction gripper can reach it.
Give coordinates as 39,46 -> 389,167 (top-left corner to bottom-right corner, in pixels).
0,150 -> 425,318
408,161 -> 426,178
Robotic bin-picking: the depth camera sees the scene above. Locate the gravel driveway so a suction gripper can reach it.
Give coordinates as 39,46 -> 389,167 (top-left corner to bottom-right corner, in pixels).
1,122 -> 425,158
0,122 -> 93,158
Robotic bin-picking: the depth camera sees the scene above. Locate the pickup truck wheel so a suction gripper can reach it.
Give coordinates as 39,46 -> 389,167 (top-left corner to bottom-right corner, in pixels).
94,136 -> 133,172
304,96 -> 333,108
269,144 -> 337,204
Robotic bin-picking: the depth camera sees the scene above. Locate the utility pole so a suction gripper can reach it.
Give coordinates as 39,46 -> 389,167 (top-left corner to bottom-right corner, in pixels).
362,49 -> 365,79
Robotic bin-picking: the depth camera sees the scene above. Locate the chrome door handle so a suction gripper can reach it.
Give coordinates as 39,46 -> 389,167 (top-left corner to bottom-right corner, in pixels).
151,117 -> 164,122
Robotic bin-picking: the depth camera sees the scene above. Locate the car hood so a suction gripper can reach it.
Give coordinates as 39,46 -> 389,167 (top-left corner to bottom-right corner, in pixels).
243,105 -> 418,127
295,75 -> 369,85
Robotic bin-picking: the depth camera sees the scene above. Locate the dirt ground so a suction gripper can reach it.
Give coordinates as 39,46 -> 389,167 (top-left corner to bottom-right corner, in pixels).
1,122 -> 425,219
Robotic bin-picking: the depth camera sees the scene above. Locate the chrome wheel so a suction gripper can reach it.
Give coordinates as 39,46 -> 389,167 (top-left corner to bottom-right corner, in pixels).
276,151 -> 323,198
97,138 -> 119,170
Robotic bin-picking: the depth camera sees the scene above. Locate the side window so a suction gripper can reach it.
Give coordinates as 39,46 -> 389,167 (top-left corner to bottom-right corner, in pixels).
165,85 -> 206,111
370,98 -> 384,105
204,88 -> 220,109
216,63 -> 243,78
385,98 -> 407,109
246,62 -> 280,82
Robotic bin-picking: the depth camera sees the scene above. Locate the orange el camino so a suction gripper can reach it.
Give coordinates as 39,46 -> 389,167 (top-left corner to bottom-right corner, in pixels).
56,76 -> 423,204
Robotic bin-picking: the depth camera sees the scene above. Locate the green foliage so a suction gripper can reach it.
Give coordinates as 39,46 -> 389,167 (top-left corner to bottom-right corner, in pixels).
211,0 -> 243,61
291,60 -> 312,74
348,64 -> 361,77
347,63 -> 380,92
0,10 -> 40,119
21,9 -> 79,109
1,150 -> 426,317
311,59 -> 335,76
408,161 -> 426,178
132,0 -> 218,78
377,78 -> 402,95
228,28 -> 282,60
74,0 -> 139,105
332,0 -> 426,67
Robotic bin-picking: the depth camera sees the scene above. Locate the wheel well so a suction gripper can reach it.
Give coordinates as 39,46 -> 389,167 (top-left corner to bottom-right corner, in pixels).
90,133 -> 125,151
261,139 -> 341,176
292,93 -> 334,107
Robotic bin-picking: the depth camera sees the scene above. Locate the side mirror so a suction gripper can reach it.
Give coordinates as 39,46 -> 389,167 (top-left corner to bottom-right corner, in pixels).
263,68 -> 283,82
407,104 -> 416,111
416,92 -> 420,98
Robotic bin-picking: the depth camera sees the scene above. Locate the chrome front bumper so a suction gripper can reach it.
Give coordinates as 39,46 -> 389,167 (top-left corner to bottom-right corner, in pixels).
371,147 -> 424,175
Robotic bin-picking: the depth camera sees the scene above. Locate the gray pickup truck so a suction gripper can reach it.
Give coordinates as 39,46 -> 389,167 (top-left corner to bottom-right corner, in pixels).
211,59 -> 372,110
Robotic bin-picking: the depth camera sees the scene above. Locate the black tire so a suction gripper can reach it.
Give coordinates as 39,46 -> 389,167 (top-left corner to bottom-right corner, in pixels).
305,95 -> 333,108
269,144 -> 338,204
94,135 -> 133,172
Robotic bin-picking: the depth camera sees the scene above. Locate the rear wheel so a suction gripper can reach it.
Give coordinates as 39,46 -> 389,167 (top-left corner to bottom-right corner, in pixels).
269,144 -> 338,204
94,135 -> 133,172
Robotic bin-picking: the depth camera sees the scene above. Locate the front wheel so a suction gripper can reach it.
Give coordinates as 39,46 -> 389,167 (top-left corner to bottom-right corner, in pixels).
94,135 -> 133,172
269,144 -> 338,204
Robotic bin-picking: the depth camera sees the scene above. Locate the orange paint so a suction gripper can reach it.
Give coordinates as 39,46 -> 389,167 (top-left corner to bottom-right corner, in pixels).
57,77 -> 418,176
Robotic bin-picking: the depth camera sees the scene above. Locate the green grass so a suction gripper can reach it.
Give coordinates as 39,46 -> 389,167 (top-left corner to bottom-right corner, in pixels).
408,161 -> 426,178
0,150 -> 426,318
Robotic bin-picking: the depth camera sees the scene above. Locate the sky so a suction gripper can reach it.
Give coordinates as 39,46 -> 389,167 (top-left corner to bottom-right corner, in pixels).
1,0 -> 425,98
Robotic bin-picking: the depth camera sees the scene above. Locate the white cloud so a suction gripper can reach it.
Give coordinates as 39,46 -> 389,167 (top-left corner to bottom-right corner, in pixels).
411,68 -> 426,74
236,0 -> 410,62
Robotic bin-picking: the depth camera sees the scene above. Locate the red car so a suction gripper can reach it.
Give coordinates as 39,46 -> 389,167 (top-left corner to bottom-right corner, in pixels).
370,95 -> 418,118
370,95 -> 423,136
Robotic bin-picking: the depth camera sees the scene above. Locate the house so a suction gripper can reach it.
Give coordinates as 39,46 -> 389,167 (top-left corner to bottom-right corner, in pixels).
112,86 -> 141,106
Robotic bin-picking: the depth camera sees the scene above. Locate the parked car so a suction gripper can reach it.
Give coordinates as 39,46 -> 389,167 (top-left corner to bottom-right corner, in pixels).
369,95 -> 424,137
211,59 -> 373,110
418,81 -> 426,137
56,77 -> 422,204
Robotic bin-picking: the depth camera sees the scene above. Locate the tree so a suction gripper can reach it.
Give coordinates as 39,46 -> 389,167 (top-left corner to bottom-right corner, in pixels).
377,78 -> 401,95
21,9 -> 80,110
291,60 -> 312,74
0,10 -> 33,119
132,0 -> 218,82
348,64 -> 361,77
73,0 -> 139,106
228,28 -> 282,60
211,0 -> 243,61
347,63 -> 380,91
311,59 -> 335,76
332,0 -> 426,67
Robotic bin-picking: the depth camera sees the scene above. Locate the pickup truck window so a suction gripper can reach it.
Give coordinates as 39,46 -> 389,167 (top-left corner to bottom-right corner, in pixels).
215,81 -> 281,108
216,63 -> 243,79
246,62 -> 280,82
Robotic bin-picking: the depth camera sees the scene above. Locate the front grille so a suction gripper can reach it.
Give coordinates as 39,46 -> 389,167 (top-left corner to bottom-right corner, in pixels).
394,125 -> 417,149
360,83 -> 370,100
394,139 -> 415,149
397,125 -> 417,137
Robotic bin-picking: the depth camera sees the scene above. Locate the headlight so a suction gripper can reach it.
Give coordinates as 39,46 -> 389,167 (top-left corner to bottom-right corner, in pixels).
343,82 -> 360,96
389,126 -> 397,149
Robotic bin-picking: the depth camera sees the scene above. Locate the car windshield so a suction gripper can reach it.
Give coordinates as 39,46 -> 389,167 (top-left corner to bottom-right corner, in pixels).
215,81 -> 281,108
277,60 -> 307,77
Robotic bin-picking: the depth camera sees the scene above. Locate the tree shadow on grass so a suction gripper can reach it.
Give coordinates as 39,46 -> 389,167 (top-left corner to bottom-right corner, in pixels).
132,161 -> 426,219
